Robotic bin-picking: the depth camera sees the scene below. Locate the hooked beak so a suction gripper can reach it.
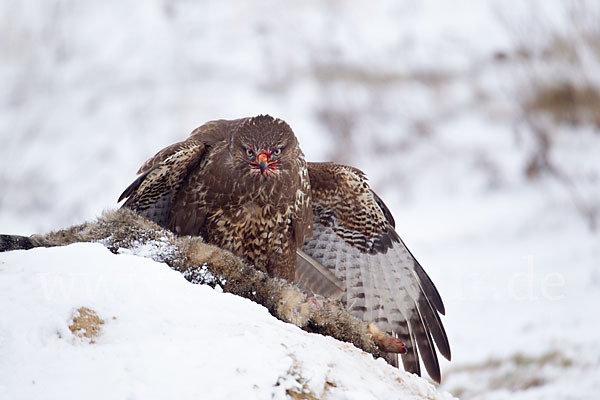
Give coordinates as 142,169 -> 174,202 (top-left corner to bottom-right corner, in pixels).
257,152 -> 269,175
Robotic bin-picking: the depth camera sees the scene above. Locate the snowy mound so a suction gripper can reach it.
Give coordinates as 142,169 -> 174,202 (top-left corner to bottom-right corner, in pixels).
0,243 -> 453,400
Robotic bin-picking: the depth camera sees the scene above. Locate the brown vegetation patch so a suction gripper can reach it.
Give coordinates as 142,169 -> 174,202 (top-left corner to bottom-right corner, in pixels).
68,306 -> 104,343
286,388 -> 320,400
504,3 -> 600,130
526,82 -> 600,128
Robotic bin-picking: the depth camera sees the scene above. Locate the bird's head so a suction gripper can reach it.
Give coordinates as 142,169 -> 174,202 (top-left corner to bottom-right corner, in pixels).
232,115 -> 300,178
246,147 -> 281,176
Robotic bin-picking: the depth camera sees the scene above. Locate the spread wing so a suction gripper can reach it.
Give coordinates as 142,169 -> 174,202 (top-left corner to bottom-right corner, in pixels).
118,118 -> 244,228
118,138 -> 207,227
302,162 -> 451,383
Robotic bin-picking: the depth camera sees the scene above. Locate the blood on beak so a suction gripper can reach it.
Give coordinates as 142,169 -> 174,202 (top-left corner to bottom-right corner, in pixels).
257,152 -> 269,174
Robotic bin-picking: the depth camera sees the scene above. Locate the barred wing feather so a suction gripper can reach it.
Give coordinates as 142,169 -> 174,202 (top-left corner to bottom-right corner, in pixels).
303,162 -> 450,383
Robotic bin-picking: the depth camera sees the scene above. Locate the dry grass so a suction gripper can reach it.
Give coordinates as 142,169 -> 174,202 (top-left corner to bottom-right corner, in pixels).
276,354 -> 339,400
496,1 -> 600,230
68,307 -> 104,343
286,388 -> 320,400
526,82 -> 600,128
500,2 -> 600,127
513,3 -> 600,129
312,62 -> 451,88
447,350 -> 574,398
276,356 -> 320,400
310,55 -> 454,164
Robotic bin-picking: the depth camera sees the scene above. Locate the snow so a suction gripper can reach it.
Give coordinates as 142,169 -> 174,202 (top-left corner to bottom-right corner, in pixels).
0,243 -> 452,400
1,0 -> 599,398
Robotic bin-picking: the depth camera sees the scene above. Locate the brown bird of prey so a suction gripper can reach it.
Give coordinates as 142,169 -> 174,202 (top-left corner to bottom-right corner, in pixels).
118,115 -> 450,383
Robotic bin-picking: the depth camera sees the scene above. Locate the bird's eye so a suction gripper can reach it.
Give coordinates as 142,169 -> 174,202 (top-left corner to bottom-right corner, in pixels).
272,148 -> 281,156
246,148 -> 254,157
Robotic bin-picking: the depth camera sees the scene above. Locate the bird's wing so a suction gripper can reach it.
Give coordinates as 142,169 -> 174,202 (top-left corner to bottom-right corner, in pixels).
119,118 -> 249,230
302,162 -> 450,383
118,138 -> 207,228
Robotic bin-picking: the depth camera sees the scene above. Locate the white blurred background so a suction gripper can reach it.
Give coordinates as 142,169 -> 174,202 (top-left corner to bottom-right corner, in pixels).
1,1 -> 599,398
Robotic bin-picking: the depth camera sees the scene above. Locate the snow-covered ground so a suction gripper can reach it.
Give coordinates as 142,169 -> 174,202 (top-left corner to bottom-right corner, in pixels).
0,243 -> 452,400
1,0 -> 599,398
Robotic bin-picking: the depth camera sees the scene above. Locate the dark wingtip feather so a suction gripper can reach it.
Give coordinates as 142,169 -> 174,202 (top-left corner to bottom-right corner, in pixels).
400,327 -> 421,377
393,236 -> 446,316
418,294 -> 451,361
414,313 -> 442,384
118,170 -> 151,203
414,261 -> 445,315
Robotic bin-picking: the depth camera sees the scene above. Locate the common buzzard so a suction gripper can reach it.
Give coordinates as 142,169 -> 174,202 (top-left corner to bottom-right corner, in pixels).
118,115 -> 451,382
